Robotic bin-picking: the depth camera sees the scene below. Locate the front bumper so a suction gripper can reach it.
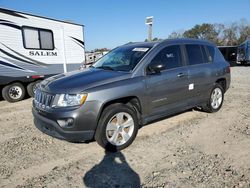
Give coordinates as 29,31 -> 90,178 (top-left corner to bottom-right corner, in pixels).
32,107 -> 95,142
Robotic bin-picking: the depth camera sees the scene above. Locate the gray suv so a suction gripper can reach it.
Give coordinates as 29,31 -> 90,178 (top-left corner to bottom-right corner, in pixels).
32,39 -> 231,151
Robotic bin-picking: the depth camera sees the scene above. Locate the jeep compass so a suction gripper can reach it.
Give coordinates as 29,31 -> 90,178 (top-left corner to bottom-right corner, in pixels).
33,38 -> 231,151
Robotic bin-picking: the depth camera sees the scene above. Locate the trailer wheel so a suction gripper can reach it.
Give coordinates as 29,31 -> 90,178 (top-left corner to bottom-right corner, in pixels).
0,86 -> 3,101
2,82 -> 26,102
27,80 -> 40,97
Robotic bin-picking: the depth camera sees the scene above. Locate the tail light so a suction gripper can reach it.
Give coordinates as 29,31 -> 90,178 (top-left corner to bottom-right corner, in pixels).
31,75 -> 44,79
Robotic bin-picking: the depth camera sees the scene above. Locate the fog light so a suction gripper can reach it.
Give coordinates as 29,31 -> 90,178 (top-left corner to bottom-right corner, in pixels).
57,118 -> 74,128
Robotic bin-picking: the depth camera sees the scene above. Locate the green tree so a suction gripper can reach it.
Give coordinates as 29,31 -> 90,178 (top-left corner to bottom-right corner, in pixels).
213,23 -> 225,45
238,19 -> 250,44
183,23 -> 219,44
168,31 -> 184,39
222,22 -> 238,46
168,20 -> 250,46
144,38 -> 162,42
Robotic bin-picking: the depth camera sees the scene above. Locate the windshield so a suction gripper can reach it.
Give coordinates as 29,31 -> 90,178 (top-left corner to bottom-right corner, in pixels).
92,45 -> 151,72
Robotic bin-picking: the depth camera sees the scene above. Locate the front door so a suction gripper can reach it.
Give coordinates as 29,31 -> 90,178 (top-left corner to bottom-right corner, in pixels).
145,45 -> 189,116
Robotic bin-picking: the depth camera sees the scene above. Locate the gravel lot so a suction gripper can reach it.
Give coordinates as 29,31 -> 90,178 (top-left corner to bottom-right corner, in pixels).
0,67 -> 250,188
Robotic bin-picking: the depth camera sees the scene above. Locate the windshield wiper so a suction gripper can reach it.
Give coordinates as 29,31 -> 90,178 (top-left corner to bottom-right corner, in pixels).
95,65 -> 114,71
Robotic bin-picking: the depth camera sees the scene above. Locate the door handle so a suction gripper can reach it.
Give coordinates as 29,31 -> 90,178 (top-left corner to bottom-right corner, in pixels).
177,73 -> 186,78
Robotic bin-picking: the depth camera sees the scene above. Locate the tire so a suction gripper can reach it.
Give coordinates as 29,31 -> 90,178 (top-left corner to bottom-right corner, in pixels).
0,86 -> 3,101
202,83 -> 224,113
241,61 -> 246,66
2,82 -> 26,102
95,103 -> 139,152
27,80 -> 40,97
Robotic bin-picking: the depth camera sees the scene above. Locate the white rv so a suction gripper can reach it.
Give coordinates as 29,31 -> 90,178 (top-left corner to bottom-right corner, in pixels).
0,8 -> 85,102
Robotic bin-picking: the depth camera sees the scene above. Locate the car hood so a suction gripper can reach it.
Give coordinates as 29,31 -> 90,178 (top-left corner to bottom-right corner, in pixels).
40,68 -> 131,94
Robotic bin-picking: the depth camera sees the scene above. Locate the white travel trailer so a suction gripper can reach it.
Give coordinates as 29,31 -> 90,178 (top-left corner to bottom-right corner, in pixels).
0,8 -> 85,102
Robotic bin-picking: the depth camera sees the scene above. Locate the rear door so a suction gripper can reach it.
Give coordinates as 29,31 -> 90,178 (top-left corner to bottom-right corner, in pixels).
145,45 -> 189,116
185,44 -> 214,105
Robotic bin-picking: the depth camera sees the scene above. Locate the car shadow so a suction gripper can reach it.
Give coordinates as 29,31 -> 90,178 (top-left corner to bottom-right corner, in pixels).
83,151 -> 141,188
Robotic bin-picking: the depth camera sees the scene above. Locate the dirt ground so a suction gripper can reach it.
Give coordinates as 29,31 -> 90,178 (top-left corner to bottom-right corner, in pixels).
0,67 -> 250,188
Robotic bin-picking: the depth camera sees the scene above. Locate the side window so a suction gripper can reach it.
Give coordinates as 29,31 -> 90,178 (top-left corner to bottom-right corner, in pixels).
207,46 -> 215,62
186,44 -> 204,65
151,45 -> 182,69
201,45 -> 209,63
22,27 -> 54,50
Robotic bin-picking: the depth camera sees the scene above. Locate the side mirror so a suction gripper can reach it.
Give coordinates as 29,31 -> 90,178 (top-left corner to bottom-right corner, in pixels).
148,62 -> 166,74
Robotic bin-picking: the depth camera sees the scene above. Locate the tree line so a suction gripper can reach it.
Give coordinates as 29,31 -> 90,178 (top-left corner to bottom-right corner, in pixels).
148,19 -> 250,46
87,48 -> 110,53
167,19 -> 250,46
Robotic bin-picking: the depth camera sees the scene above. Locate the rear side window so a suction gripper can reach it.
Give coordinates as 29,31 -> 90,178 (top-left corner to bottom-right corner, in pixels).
151,45 -> 182,69
207,46 -> 215,62
186,44 -> 204,65
201,45 -> 209,63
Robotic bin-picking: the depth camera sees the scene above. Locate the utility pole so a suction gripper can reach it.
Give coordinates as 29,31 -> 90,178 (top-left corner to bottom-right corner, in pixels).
145,16 -> 153,41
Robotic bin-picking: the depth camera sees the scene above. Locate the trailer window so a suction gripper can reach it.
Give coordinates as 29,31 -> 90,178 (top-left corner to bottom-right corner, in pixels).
22,27 -> 54,50
23,28 -> 40,49
40,30 -> 53,49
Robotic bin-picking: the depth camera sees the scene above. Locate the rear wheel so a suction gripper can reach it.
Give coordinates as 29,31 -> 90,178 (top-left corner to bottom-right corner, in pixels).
2,82 -> 26,102
202,83 -> 224,113
27,80 -> 41,97
95,103 -> 139,152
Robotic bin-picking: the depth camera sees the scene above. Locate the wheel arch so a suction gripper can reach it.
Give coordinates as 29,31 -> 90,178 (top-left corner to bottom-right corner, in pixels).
215,78 -> 227,92
97,96 -> 142,127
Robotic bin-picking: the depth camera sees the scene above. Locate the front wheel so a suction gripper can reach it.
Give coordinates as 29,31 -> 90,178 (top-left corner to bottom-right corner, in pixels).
95,103 -> 139,152
202,83 -> 224,113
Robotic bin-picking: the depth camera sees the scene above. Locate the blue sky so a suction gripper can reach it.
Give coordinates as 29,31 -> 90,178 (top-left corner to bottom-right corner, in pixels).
1,0 -> 250,50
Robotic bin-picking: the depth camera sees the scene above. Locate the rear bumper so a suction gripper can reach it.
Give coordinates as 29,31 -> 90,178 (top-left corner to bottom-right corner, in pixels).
32,108 -> 95,142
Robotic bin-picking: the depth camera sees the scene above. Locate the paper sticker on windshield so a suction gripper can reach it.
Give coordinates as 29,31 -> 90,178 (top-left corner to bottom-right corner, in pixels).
132,48 -> 149,52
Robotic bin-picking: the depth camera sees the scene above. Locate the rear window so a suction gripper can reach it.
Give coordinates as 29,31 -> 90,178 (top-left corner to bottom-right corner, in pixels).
186,44 -> 204,65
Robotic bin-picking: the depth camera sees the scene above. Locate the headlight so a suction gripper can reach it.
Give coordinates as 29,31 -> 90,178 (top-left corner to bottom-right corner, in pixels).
54,93 -> 87,107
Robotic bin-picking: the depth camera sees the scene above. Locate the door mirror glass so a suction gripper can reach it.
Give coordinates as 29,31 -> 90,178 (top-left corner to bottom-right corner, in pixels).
148,61 -> 166,74
147,45 -> 182,74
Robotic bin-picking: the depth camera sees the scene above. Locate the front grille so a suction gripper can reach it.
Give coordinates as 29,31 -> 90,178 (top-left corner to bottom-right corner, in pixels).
34,89 -> 55,109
